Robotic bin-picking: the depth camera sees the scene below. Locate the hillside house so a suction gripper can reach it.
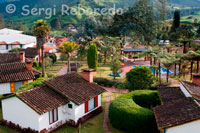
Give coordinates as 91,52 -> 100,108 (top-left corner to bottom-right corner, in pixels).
1,69 -> 106,132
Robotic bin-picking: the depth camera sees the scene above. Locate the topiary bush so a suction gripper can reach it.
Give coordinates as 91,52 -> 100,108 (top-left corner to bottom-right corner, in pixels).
109,90 -> 161,133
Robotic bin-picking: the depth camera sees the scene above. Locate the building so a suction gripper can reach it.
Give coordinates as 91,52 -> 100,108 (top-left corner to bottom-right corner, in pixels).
20,47 -> 40,62
1,69 -> 106,132
0,28 -> 36,53
0,52 -> 36,94
154,75 -> 200,133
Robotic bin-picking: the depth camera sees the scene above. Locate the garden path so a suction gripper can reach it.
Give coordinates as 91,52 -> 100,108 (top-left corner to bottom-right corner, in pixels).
58,65 -> 67,75
103,87 -> 128,133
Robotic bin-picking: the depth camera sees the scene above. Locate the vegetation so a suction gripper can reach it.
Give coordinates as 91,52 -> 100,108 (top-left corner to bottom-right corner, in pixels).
57,41 -> 79,73
109,90 -> 161,133
126,67 -> 154,91
87,43 -> 98,70
32,20 -> 50,77
110,55 -> 121,80
17,77 -> 45,92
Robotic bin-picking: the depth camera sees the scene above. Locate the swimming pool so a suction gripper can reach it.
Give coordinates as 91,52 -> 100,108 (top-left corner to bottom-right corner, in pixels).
133,65 -> 173,74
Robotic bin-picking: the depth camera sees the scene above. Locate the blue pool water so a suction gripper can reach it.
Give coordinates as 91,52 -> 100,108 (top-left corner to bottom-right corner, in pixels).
133,65 -> 173,74
110,72 -> 121,77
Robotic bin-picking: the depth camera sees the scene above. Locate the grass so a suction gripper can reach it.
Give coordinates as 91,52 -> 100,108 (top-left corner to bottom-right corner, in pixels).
78,63 -> 125,81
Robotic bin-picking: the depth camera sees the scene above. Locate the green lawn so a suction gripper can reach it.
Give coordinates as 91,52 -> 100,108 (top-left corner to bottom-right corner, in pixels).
78,64 -> 125,81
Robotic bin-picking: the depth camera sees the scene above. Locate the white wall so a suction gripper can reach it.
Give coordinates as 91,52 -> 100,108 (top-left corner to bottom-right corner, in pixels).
166,120 -> 200,133
0,82 -> 11,94
180,83 -> 192,97
74,94 -> 102,123
0,80 -> 33,95
2,97 -> 40,130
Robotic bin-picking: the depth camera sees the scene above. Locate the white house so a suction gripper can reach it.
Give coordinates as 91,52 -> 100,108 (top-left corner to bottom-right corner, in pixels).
154,74 -> 200,133
1,69 -> 106,132
0,52 -> 35,94
0,28 -> 36,53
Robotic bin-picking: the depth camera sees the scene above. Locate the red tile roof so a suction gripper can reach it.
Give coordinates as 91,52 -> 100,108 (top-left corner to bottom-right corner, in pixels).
0,62 -> 35,83
44,73 -> 106,105
0,52 -> 21,64
0,41 -> 7,45
16,86 -> 69,115
10,41 -> 21,44
154,87 -> 200,130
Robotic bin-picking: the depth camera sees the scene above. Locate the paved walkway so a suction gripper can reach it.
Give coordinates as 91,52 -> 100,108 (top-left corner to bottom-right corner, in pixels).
58,65 -> 67,75
103,87 -> 128,133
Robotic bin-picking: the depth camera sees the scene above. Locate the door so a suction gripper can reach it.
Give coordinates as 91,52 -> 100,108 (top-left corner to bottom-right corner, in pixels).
10,82 -> 15,93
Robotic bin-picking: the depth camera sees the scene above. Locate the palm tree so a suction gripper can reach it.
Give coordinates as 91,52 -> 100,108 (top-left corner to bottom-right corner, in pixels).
162,56 -> 174,83
186,51 -> 200,80
175,52 -> 185,78
57,41 -> 79,73
32,20 -> 50,77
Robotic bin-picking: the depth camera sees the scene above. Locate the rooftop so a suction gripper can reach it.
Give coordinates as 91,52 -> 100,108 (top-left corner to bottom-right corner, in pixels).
154,87 -> 200,130
44,73 -> 106,105
16,86 -> 69,115
0,52 -> 21,64
0,62 -> 35,83
181,80 -> 200,98
20,48 -> 38,58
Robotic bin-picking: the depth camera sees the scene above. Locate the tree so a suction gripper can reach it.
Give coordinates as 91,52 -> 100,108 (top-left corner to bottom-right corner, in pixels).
87,43 -> 98,70
126,66 -> 154,91
0,14 -> 4,29
172,10 -> 180,30
32,20 -> 50,77
161,57 -> 174,83
57,41 -> 79,73
197,25 -> 200,37
111,56 -> 121,80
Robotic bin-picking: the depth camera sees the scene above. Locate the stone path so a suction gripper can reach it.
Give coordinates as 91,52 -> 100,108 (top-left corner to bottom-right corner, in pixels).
58,65 -> 67,75
103,87 -> 128,133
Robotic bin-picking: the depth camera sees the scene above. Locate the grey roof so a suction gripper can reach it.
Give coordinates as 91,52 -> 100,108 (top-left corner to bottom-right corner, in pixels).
122,48 -> 148,52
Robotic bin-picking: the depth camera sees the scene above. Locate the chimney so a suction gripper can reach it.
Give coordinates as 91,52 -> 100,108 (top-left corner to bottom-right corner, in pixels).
19,51 -> 25,62
81,68 -> 95,83
26,59 -> 33,71
192,74 -> 200,86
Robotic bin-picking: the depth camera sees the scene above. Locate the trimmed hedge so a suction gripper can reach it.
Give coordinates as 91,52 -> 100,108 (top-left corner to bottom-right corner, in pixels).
109,90 -> 161,133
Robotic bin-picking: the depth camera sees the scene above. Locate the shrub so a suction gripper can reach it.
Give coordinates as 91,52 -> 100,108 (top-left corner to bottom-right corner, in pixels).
126,66 -> 154,91
33,61 -> 39,68
50,54 -> 57,64
87,43 -> 98,70
94,78 -> 122,88
17,77 -> 45,92
109,90 -> 161,133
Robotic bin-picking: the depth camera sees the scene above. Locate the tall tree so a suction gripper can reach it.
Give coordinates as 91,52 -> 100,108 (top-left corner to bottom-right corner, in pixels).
87,43 -> 98,70
0,14 -> 4,29
173,10 -> 180,30
111,55 -> 121,80
32,20 -> 50,77
58,41 -> 79,73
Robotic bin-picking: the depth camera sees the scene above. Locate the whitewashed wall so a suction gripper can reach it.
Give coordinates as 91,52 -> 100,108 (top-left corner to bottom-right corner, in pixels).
0,80 -> 33,95
2,97 -> 40,130
1,94 -> 102,132
0,82 -> 10,94
166,120 -> 200,133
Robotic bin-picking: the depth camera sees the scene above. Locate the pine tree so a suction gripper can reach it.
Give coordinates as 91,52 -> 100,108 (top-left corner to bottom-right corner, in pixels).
173,10 -> 180,29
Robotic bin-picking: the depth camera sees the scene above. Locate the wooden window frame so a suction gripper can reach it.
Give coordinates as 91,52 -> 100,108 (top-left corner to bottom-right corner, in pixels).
49,108 -> 58,125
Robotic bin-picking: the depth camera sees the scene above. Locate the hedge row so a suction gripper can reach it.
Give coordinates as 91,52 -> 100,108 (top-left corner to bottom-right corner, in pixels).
109,90 -> 161,133
94,78 -> 127,89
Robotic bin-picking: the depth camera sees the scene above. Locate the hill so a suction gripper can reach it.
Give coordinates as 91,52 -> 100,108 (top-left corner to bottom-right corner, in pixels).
0,0 -> 200,28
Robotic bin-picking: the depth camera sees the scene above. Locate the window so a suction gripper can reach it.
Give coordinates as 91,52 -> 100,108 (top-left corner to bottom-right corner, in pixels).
49,108 -> 58,124
68,104 -> 73,109
15,81 -> 24,91
0,45 -> 6,50
88,98 -> 95,111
